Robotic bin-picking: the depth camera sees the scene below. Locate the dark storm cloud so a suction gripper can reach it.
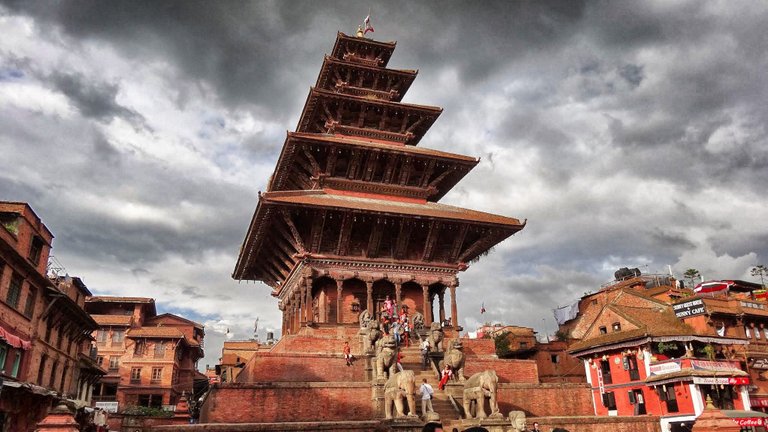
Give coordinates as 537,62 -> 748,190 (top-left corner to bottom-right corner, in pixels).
48,72 -> 146,126
2,0 -> 768,364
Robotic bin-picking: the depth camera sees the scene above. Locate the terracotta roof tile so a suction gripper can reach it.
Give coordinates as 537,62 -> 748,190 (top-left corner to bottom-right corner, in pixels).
223,341 -> 261,350
87,296 -> 154,304
127,327 -> 185,339
92,315 -> 132,326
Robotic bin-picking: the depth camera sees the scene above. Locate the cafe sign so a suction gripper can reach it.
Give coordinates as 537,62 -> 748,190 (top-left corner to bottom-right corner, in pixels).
673,299 -> 706,319
733,418 -> 765,427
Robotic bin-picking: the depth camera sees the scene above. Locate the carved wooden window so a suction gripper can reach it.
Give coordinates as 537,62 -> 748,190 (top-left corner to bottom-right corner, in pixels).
130,367 -> 142,383
151,367 -> 162,383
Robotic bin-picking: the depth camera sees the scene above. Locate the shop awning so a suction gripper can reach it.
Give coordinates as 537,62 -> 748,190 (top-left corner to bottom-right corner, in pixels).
0,325 -> 32,350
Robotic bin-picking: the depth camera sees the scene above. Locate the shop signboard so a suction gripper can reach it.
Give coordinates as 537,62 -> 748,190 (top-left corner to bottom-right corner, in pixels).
95,401 -> 119,413
650,361 -> 682,376
732,418 -> 765,427
673,299 -> 706,319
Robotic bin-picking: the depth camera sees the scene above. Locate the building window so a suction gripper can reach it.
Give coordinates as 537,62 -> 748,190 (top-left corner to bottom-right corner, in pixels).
130,367 -> 142,383
28,236 -> 44,266
56,325 -> 65,350
519,341 -> 528,349
0,344 -> 7,371
134,340 -> 146,356
600,360 -> 612,384
172,370 -> 178,384
138,394 -> 163,408
612,322 -> 621,332
7,274 -> 22,309
23,286 -> 36,318
96,330 -> 107,344
624,355 -> 640,381
658,385 -> 679,413
551,354 -> 560,364
151,367 -> 162,383
602,391 -> 617,410
599,326 -> 607,335
37,355 -> 47,385
111,330 -> 124,346
10,351 -> 21,378
154,342 -> 165,359
96,356 -> 104,367
108,356 -> 119,371
49,361 -> 58,388
60,365 -> 68,392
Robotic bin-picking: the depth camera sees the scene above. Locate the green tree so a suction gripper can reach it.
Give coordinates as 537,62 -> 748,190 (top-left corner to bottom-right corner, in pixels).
752,265 -> 767,287
684,268 -> 701,288
494,331 -> 512,358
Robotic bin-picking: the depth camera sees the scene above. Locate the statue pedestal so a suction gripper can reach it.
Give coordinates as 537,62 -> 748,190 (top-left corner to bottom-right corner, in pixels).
458,417 -> 510,432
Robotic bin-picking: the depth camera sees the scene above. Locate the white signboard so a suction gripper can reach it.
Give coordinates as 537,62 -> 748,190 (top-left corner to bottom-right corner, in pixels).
95,401 -> 119,413
649,361 -> 682,376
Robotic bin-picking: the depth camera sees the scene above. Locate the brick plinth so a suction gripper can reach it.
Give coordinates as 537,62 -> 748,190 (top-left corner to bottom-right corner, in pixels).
200,383 -> 375,423
498,383 -> 594,417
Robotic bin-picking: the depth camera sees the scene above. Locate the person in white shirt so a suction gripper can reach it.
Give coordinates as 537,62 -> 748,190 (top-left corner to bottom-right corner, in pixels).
420,378 -> 434,416
421,339 -> 430,369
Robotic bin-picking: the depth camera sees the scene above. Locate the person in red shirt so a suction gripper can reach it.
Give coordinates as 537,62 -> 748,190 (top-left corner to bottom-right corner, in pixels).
343,341 -> 353,366
438,364 -> 452,390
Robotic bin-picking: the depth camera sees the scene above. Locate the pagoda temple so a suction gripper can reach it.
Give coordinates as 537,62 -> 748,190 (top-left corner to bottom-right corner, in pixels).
233,32 -> 526,335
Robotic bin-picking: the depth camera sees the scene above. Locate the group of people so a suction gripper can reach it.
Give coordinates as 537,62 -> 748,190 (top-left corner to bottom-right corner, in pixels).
379,295 -> 411,348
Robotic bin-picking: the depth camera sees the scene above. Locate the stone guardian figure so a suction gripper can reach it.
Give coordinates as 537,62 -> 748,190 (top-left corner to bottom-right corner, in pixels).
383,370 -> 418,419
462,370 -> 501,419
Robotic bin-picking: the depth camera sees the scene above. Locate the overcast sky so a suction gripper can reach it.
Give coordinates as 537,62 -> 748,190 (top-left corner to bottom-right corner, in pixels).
1,1 -> 767,370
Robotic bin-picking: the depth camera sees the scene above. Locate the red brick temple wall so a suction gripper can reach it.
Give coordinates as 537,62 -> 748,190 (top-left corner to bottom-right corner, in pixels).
497,383 -> 594,416
465,359 -> 540,383
236,352 -> 366,382
200,383 -> 374,423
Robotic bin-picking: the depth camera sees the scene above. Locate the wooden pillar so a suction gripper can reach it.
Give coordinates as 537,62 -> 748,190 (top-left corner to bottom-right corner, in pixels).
422,284 -> 431,325
438,290 -> 446,324
336,279 -> 343,324
366,281 -> 374,317
449,284 -> 459,327
304,277 -> 313,323
280,302 -> 287,336
395,282 -> 402,311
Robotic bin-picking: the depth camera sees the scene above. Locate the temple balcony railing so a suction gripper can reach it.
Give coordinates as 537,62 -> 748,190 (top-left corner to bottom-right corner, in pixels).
325,121 -> 414,145
334,82 -> 399,101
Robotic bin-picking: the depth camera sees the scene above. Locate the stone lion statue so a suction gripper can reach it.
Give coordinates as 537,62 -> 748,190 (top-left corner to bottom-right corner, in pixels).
508,411 -> 527,432
376,336 -> 398,380
412,312 -> 425,332
383,370 -> 418,419
462,370 -> 501,419
439,339 -> 465,382
363,319 -> 383,354
428,322 -> 444,352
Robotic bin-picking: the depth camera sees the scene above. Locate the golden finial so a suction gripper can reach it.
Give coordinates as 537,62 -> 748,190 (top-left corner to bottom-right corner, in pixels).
356,25 -> 364,37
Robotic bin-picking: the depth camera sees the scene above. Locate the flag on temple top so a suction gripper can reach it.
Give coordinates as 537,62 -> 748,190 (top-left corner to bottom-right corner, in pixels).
480,303 -> 486,314
364,14 -> 374,34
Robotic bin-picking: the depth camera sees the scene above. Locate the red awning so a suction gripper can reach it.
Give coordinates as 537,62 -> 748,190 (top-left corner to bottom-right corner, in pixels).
0,326 -> 32,350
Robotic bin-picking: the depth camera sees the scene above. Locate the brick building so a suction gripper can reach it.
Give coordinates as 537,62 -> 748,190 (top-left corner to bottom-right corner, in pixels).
85,296 -> 205,412
0,201 -> 103,430
216,339 -> 261,383
564,275 -> 768,432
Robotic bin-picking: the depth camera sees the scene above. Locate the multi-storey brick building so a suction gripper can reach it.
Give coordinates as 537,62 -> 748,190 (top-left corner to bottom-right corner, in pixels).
564,274 -> 768,432
217,339 -> 261,383
85,296 -> 205,412
0,201 -> 103,430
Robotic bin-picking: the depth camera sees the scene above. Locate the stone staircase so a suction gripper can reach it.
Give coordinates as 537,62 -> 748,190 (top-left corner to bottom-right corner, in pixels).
398,343 -> 463,428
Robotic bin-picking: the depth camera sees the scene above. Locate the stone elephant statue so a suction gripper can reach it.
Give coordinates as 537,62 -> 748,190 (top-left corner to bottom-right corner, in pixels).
428,322 -> 444,352
383,370 -> 418,419
439,339 -> 465,382
376,337 -> 398,380
463,370 -> 501,419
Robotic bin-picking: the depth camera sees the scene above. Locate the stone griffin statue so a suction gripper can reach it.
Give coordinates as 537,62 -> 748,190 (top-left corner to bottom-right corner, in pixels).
439,339 -> 466,382
462,370 -> 501,419
411,312 -> 425,332
362,319 -> 382,355
383,370 -> 418,419
358,309 -> 372,329
376,336 -> 398,380
428,322 -> 444,352
508,411 -> 527,432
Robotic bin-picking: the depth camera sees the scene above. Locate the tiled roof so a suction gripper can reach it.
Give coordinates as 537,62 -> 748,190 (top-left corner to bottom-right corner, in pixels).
645,368 -> 748,384
87,296 -> 154,304
126,327 -> 185,339
223,340 -> 260,350
262,190 -> 524,227
569,303 -> 696,353
147,313 -> 204,329
288,132 -> 478,162
92,315 -> 132,326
